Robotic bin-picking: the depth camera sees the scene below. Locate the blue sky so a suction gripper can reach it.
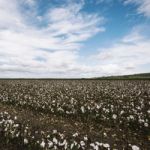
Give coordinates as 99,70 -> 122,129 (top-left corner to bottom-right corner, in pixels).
0,0 -> 150,78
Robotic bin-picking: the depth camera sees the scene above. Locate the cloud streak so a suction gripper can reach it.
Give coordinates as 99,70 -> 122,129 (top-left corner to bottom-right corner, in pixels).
0,0 -> 149,78
0,0 -> 105,77
93,27 -> 150,75
124,0 -> 150,17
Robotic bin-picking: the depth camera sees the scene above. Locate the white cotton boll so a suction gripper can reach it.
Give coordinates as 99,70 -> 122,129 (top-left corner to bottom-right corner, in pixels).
90,143 -> 99,149
88,106 -> 91,110
139,119 -> 144,123
73,132 -> 78,137
35,131 -> 38,134
66,111 -> 70,114
10,130 -> 15,136
84,136 -> 88,141
130,115 -> 134,120
103,132 -> 107,137
54,145 -> 57,150
103,107 -> 106,111
58,107 -> 64,112
71,98 -> 74,104
111,105 -> 114,109
40,141 -> 45,148
48,140 -> 53,148
132,145 -> 140,150
90,143 -> 95,147
14,116 -> 17,120
90,143 -> 98,150
105,109 -> 109,113
112,114 -> 117,119
59,139 -> 67,146
14,124 -> 19,127
71,143 -> 74,149
78,144 -> 81,148
144,122 -> 148,127
53,137 -> 58,144
59,133 -> 64,139
95,145 -> 99,150
81,106 -> 85,113
74,141 -> 78,146
96,105 -> 100,109
24,129 -> 27,133
53,130 -> 57,134
137,106 -> 141,110
37,140 -> 40,144
147,110 -> 150,114
16,132 -> 20,137
4,111 -> 8,115
103,143 -> 110,149
8,119 -> 14,125
24,138 -> 28,144
64,142 -> 68,150
80,141 -> 85,147
120,110 -> 124,115
95,142 -> 103,146
4,127 -> 8,132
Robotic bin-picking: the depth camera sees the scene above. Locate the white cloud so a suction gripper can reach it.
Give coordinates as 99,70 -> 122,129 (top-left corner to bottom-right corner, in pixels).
124,0 -> 150,17
0,0 -> 105,78
45,3 -> 105,41
1,0 -> 149,78
93,27 -> 150,75
25,0 -> 36,6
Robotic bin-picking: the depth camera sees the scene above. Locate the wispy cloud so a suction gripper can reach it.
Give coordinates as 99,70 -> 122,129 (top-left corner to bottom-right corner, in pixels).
0,0 -> 105,77
124,0 -> 150,17
93,26 -> 150,75
0,0 -> 149,78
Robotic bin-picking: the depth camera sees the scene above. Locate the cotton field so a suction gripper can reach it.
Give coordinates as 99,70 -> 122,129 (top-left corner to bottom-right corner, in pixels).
0,79 -> 150,149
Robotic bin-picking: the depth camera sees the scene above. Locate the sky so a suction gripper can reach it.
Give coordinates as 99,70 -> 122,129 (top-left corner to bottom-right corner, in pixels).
0,0 -> 150,78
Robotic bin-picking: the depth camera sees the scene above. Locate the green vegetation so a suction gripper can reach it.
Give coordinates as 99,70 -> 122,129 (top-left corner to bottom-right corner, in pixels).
93,73 -> 150,80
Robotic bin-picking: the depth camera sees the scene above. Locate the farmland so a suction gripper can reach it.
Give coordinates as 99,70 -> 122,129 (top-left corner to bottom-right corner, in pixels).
0,79 -> 150,149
